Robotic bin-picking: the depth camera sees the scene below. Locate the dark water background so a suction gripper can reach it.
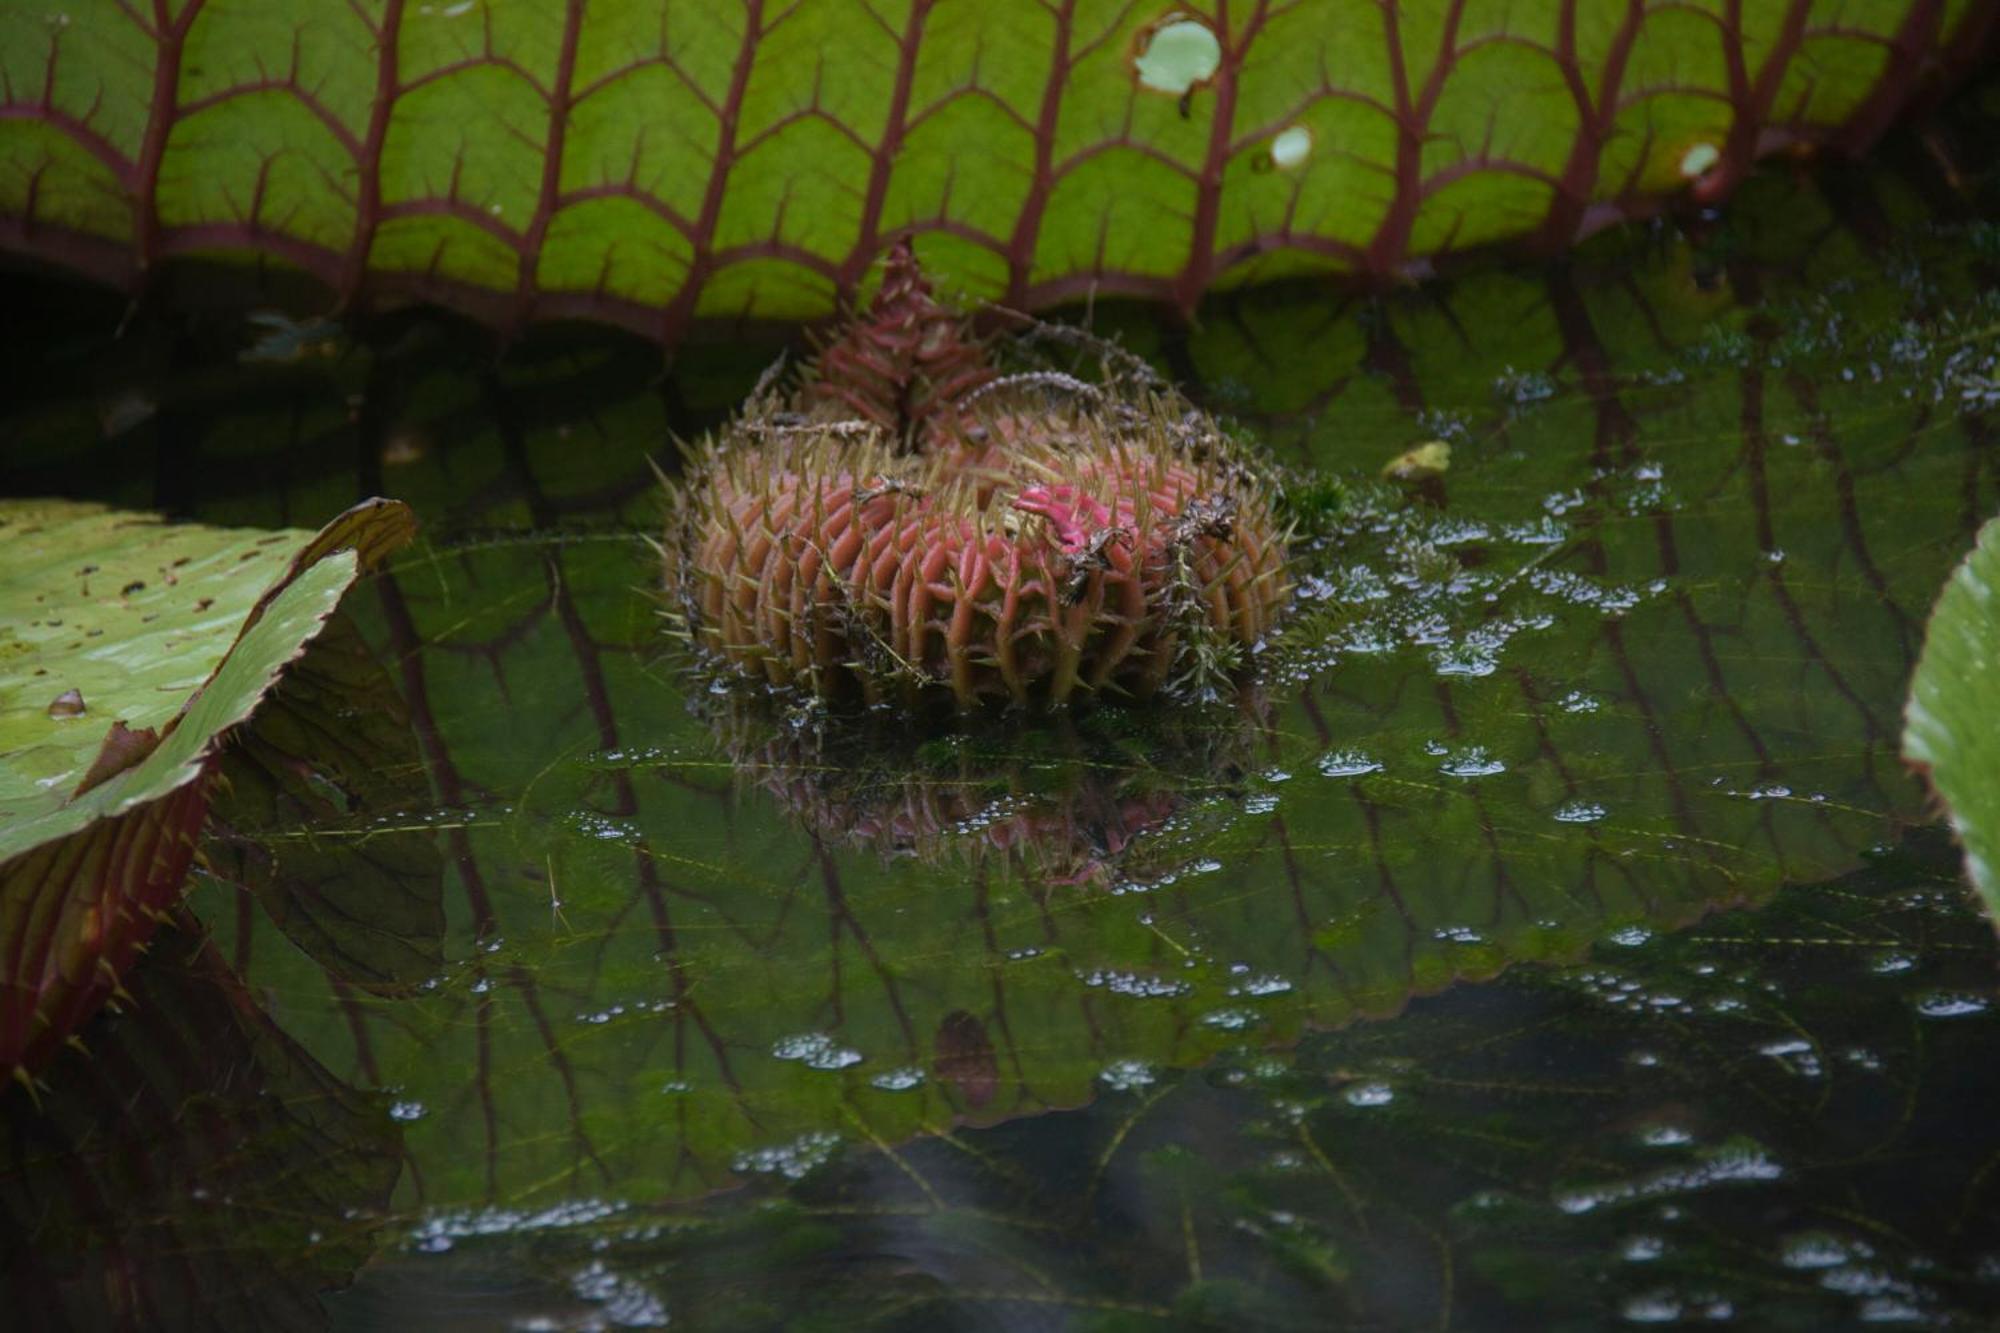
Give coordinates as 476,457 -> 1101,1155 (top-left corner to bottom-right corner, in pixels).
5,78 -> 2000,1332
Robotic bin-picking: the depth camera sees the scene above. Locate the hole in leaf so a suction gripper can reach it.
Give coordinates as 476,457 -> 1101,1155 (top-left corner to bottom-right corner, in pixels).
1680,142 -> 1721,179
1134,15 -> 1222,96
1270,124 -> 1313,170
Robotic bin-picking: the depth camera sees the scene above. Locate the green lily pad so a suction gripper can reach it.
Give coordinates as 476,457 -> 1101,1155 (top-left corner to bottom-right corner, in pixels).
0,0 -> 1987,334
0,497 -> 415,1077
1904,514 -> 2000,919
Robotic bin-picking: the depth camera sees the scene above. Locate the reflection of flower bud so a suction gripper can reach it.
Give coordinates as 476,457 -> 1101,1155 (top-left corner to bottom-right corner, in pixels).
664,242 -> 1292,709
698,694 -> 1269,886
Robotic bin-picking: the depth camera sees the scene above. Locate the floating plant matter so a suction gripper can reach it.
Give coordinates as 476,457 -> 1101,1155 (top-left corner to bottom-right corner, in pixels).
663,242 -> 1292,709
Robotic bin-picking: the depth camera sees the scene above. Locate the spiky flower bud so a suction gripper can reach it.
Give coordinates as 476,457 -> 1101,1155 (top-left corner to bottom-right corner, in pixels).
664,243 -> 1292,710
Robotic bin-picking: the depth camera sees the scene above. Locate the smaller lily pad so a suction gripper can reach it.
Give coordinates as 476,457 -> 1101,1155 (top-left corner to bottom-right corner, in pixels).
0,498 -> 415,1078
1904,515 -> 2000,921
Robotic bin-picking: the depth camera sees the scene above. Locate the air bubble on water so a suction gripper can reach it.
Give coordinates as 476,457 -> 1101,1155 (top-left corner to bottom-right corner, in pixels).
731,1131 -> 842,1180
1554,800 -> 1607,823
1915,992 -> 1989,1019
771,1033 -> 865,1069
1555,1145 -> 1784,1215
1494,367 -> 1559,406
1609,926 -> 1654,948
869,1066 -> 925,1092
1622,1234 -> 1667,1262
1077,969 -> 1191,999
1099,1058 -> 1158,1092
1318,749 -> 1383,778
1782,1233 -> 1865,1270
1504,516 -> 1570,545
1619,1295 -> 1679,1324
1344,1082 -> 1394,1107
1438,746 -> 1505,778
389,1100 -> 427,1122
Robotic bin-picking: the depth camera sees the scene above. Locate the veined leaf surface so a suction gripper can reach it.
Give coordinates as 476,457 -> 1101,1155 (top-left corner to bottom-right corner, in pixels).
0,0 -> 1990,339
0,497 -> 415,1076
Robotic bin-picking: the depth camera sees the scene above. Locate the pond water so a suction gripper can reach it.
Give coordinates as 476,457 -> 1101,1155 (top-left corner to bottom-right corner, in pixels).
5,92 -> 2000,1331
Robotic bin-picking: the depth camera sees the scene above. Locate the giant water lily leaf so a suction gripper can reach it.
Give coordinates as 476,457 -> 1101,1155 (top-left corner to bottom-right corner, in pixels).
0,497 -> 415,1076
0,1 -> 1990,339
1904,513 -> 2000,920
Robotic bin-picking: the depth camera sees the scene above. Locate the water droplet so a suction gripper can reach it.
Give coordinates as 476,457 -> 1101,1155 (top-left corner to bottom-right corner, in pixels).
771,1033 -> 865,1069
1622,1293 -> 1682,1323
1318,749 -> 1383,778
1078,968 -> 1191,998
390,1100 -> 427,1122
1344,1082 -> 1394,1107
1438,746 -> 1506,779
1622,1234 -> 1667,1262
869,1066 -> 925,1092
1099,1058 -> 1157,1092
1915,992 -> 1989,1019
1781,1233 -> 1863,1270
731,1131 -> 842,1180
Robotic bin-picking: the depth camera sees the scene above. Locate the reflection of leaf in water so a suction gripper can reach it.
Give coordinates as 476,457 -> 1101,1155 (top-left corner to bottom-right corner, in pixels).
205,609 -> 446,993
150,158 -> 1995,1229
2,117 -> 1997,1322
0,915 -> 401,1332
353,831 -> 2000,1329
